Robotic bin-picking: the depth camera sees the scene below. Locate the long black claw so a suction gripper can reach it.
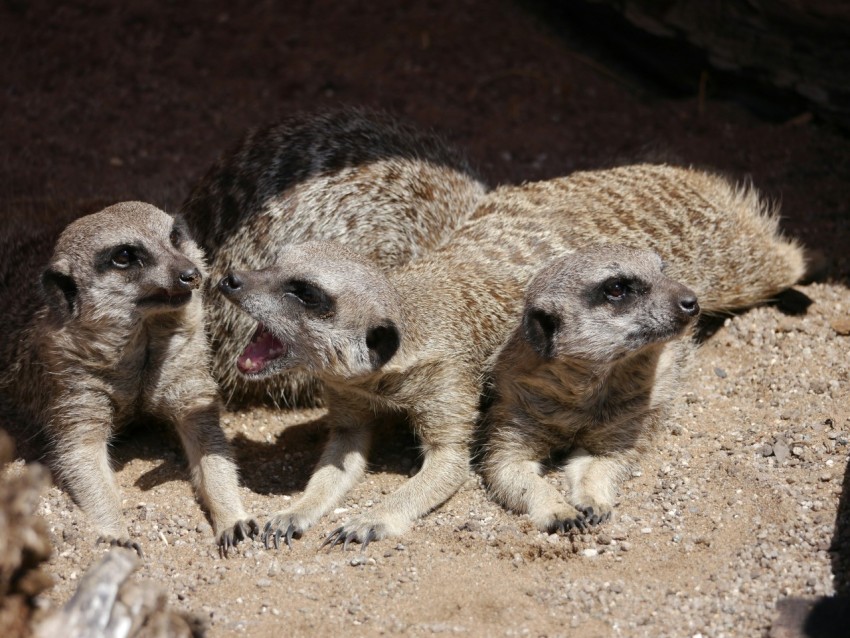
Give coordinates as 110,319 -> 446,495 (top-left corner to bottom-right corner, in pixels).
574,505 -> 610,528
285,524 -> 296,549
361,529 -> 377,552
227,535 -> 233,556
261,521 -> 272,549
101,536 -> 145,558
320,527 -> 345,550
274,528 -> 282,550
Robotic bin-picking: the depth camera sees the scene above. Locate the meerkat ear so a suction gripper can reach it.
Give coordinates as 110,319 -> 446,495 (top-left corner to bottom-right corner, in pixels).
42,258 -> 78,319
366,321 -> 401,369
523,308 -> 560,359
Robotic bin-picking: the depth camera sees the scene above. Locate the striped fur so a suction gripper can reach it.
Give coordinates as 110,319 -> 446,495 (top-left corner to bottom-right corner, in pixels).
180,109 -> 488,406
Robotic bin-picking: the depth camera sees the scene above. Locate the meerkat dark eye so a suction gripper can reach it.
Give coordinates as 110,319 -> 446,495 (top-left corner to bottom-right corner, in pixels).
286,280 -> 325,308
169,228 -> 181,247
111,247 -> 134,269
603,280 -> 628,301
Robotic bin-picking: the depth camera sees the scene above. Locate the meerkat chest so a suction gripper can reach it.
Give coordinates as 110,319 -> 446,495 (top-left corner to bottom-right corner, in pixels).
94,318 -> 202,422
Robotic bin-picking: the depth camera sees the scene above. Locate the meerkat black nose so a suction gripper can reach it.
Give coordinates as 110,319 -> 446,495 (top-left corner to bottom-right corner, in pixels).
219,272 -> 244,297
679,294 -> 700,317
178,267 -> 202,289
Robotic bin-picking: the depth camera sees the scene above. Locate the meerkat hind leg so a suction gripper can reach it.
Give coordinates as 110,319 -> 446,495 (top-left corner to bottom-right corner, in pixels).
264,424 -> 372,549
563,447 -> 627,525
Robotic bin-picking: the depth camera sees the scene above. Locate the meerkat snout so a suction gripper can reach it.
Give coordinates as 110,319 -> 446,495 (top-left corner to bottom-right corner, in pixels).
178,266 -> 202,289
677,291 -> 700,318
135,251 -> 204,310
218,272 -> 244,296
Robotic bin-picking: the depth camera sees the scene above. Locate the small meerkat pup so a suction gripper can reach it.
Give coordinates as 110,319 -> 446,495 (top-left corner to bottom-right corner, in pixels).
216,163 -> 804,549
180,108 -> 487,406
480,245 -> 700,532
0,202 -> 257,554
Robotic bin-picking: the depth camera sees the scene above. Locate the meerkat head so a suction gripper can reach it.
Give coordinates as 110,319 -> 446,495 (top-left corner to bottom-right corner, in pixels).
41,202 -> 206,325
217,241 -> 403,380
522,245 -> 700,364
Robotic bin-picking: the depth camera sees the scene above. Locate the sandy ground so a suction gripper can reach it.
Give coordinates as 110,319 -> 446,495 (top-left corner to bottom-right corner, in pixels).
1,1 -> 848,636
17,284 -> 849,637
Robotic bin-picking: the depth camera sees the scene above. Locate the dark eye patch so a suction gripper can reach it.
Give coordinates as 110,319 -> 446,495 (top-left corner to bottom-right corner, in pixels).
600,275 -> 650,304
603,280 -> 627,300
602,278 -> 630,302
96,244 -> 149,271
111,247 -> 134,268
284,279 -> 335,315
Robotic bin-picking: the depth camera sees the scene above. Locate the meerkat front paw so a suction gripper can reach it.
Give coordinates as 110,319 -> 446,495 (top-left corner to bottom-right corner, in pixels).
262,511 -> 314,549
535,503 -> 589,535
573,503 -> 612,527
97,534 -> 144,557
321,514 -> 400,551
217,517 -> 260,557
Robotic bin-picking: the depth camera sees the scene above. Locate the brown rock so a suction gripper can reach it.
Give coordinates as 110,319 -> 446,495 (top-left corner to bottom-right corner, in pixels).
830,318 -> 850,336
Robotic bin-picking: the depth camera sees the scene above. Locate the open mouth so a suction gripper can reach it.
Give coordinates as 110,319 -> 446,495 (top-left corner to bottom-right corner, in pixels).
140,290 -> 192,308
237,323 -> 289,375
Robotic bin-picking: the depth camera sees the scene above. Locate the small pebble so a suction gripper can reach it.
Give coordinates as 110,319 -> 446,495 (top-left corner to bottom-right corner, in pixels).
773,440 -> 790,463
830,318 -> 850,335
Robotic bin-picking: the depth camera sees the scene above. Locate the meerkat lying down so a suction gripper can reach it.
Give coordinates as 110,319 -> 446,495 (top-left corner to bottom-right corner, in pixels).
0,202 -> 256,554
480,245 -> 700,532
215,164 -> 803,548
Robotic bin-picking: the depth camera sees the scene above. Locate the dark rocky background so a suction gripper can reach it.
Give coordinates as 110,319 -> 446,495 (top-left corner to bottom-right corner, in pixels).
2,0 -> 849,281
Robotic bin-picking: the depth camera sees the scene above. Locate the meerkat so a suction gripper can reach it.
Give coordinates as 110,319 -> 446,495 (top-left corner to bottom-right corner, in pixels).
179,108 -> 488,406
479,245 -> 701,532
214,163 -> 803,549
0,202 -> 258,554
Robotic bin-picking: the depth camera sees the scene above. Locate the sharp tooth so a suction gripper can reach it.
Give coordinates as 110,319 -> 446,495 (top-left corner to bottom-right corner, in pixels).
243,357 -> 253,368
